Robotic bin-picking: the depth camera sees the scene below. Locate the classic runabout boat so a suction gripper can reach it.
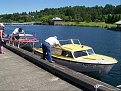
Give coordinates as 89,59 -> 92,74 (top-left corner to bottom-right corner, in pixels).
5,33 -> 39,51
33,39 -> 118,76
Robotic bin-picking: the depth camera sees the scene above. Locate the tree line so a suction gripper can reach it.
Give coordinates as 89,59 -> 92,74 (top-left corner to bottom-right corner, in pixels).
0,4 -> 121,24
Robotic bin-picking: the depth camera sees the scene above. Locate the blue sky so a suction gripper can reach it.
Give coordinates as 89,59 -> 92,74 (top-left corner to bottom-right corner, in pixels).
0,0 -> 120,14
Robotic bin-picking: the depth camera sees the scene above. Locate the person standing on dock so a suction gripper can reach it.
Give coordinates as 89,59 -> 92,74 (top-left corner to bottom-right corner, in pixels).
0,23 -> 5,54
42,36 -> 62,63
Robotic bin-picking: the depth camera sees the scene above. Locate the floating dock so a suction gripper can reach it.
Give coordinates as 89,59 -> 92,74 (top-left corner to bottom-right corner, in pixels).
1,44 -> 120,91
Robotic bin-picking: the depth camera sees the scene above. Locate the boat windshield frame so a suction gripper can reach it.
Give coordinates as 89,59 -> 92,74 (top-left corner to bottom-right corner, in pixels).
59,39 -> 81,45
58,39 -> 95,59
86,49 -> 95,55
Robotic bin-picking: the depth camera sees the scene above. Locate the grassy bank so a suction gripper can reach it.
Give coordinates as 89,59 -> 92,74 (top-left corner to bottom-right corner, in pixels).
65,22 -> 116,28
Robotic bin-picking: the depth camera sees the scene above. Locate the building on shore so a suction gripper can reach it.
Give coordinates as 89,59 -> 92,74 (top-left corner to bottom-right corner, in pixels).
107,20 -> 121,31
114,20 -> 121,28
49,17 -> 65,25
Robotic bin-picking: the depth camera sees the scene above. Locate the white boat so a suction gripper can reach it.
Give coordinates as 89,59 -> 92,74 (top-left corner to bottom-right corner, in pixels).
33,39 -> 118,77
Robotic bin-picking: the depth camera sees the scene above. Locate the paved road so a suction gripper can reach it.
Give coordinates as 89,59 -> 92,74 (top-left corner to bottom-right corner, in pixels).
0,48 -> 81,90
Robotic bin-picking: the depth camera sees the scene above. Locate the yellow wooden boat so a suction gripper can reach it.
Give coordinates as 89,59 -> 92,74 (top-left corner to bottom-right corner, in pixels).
33,39 -> 118,76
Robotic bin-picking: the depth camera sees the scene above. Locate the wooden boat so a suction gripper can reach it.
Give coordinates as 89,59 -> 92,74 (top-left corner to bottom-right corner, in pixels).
33,39 -> 118,77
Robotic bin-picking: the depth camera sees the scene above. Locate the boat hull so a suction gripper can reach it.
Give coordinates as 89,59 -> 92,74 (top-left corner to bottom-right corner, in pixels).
34,50 -> 114,77
5,41 -> 35,52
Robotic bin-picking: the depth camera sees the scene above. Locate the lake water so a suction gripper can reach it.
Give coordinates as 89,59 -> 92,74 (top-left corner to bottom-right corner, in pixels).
4,25 -> 121,87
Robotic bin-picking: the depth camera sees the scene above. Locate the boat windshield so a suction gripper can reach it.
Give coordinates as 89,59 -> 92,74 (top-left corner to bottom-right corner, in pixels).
73,49 -> 95,58
59,39 -> 81,45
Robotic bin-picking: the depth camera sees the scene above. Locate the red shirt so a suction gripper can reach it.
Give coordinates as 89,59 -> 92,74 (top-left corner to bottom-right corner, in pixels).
0,30 -> 4,38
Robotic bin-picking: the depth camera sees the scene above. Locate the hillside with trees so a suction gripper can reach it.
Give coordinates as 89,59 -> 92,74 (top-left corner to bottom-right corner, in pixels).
0,4 -> 121,24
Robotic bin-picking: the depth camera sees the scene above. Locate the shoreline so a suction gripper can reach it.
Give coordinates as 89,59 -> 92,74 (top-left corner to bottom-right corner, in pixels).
3,22 -> 119,31
65,22 -> 117,28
